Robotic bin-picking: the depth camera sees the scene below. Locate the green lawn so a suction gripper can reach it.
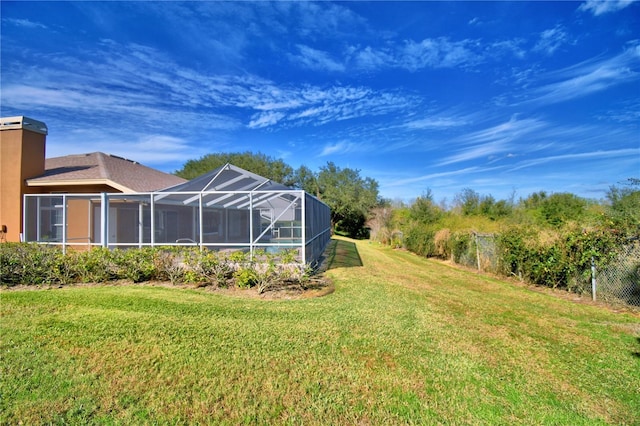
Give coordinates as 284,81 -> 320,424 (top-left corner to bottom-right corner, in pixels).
2,237 -> 639,424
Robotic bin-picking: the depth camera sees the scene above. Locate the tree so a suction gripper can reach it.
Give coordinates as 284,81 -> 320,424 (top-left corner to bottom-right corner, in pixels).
292,165 -> 319,196
175,152 -> 295,186
538,193 -> 587,227
479,195 -> 512,220
454,188 -> 481,216
316,162 -> 380,238
522,191 -> 548,210
367,200 -> 394,244
409,190 -> 442,224
606,178 -> 640,235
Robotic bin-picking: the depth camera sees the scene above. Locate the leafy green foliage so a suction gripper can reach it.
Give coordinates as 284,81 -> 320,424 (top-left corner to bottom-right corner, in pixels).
519,191 -> 588,227
72,247 -> 114,282
316,162 -> 380,239
409,191 -> 442,224
454,188 -> 481,216
496,226 -> 622,289
538,193 -> 587,227
292,164 -> 319,195
451,232 -> 473,264
110,248 -> 157,283
233,267 -> 258,289
606,179 -> 640,236
377,181 -> 637,293
174,151 -> 295,186
0,243 -> 69,285
0,245 -> 309,290
404,225 -> 436,257
453,189 -> 513,220
479,196 -> 512,220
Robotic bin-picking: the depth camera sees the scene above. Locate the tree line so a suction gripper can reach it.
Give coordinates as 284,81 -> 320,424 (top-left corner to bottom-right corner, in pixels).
370,179 -> 639,241
176,151 -> 639,243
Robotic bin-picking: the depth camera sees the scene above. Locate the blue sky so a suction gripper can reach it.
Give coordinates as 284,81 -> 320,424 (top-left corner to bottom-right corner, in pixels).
1,1 -> 639,203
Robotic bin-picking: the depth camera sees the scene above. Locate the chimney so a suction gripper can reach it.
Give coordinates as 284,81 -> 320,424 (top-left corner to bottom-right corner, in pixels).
0,116 -> 48,242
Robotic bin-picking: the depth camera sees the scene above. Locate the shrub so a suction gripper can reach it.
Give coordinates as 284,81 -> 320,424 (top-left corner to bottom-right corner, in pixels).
496,226 -> 623,290
496,227 -> 534,280
193,250 -> 233,287
234,268 -> 257,289
451,232 -> 472,265
108,248 -> 157,283
434,229 -> 451,259
404,226 -> 436,257
0,243 -> 28,285
0,243 -> 65,285
73,247 -> 115,283
0,244 -> 315,290
152,248 -> 180,283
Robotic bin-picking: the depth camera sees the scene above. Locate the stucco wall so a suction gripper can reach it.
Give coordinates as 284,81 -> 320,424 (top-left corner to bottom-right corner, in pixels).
0,128 -> 46,242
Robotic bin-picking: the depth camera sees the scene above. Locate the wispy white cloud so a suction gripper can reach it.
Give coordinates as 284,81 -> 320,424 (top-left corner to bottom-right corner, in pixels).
531,65 -> 634,104
248,111 -> 286,129
436,116 -> 547,166
522,43 -> 640,105
398,38 -> 481,70
403,110 -> 478,130
319,138 -> 389,157
2,0 -> 636,202
287,1 -> 369,39
2,17 -> 47,29
507,148 -> 639,171
533,25 -> 571,56
405,117 -> 468,130
1,41 -> 417,134
385,166 -> 501,187
490,39 -> 527,59
597,100 -> 640,123
290,45 -> 345,72
578,0 -> 637,16
320,141 -> 350,156
439,143 -> 509,166
341,37 -> 486,72
349,45 -> 394,70
457,116 -> 546,146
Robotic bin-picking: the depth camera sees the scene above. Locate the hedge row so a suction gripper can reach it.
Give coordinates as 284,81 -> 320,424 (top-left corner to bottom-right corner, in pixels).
404,225 -> 623,291
495,227 -> 621,290
0,243 -> 309,293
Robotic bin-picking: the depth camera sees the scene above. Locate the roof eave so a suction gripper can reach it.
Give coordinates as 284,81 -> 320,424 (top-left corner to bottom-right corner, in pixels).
26,178 -> 134,193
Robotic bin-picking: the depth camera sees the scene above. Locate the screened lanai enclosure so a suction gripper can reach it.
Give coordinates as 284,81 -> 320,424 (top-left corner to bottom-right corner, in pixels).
23,164 -> 332,264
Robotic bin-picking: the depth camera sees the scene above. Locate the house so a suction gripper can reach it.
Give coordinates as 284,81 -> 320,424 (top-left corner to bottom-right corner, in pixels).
1,116 -> 331,264
0,116 -> 185,243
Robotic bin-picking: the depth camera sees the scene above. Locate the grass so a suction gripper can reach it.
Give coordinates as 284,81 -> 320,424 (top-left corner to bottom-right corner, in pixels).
1,237 -> 639,424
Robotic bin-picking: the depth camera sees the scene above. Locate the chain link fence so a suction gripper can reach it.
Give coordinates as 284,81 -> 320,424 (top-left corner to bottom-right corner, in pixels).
594,240 -> 640,306
455,233 -> 498,273
453,233 -> 640,308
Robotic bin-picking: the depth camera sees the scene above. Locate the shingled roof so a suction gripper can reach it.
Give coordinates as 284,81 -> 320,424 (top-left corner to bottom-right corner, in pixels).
26,152 -> 186,193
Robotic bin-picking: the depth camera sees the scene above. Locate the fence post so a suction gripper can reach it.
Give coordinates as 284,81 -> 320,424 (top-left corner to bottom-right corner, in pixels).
473,232 -> 480,271
591,256 -> 596,302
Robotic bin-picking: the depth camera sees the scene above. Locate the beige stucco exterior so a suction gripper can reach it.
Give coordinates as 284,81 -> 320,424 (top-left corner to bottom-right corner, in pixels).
0,117 -> 47,242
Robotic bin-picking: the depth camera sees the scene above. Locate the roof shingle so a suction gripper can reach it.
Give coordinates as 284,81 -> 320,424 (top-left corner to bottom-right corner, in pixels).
27,152 -> 186,192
